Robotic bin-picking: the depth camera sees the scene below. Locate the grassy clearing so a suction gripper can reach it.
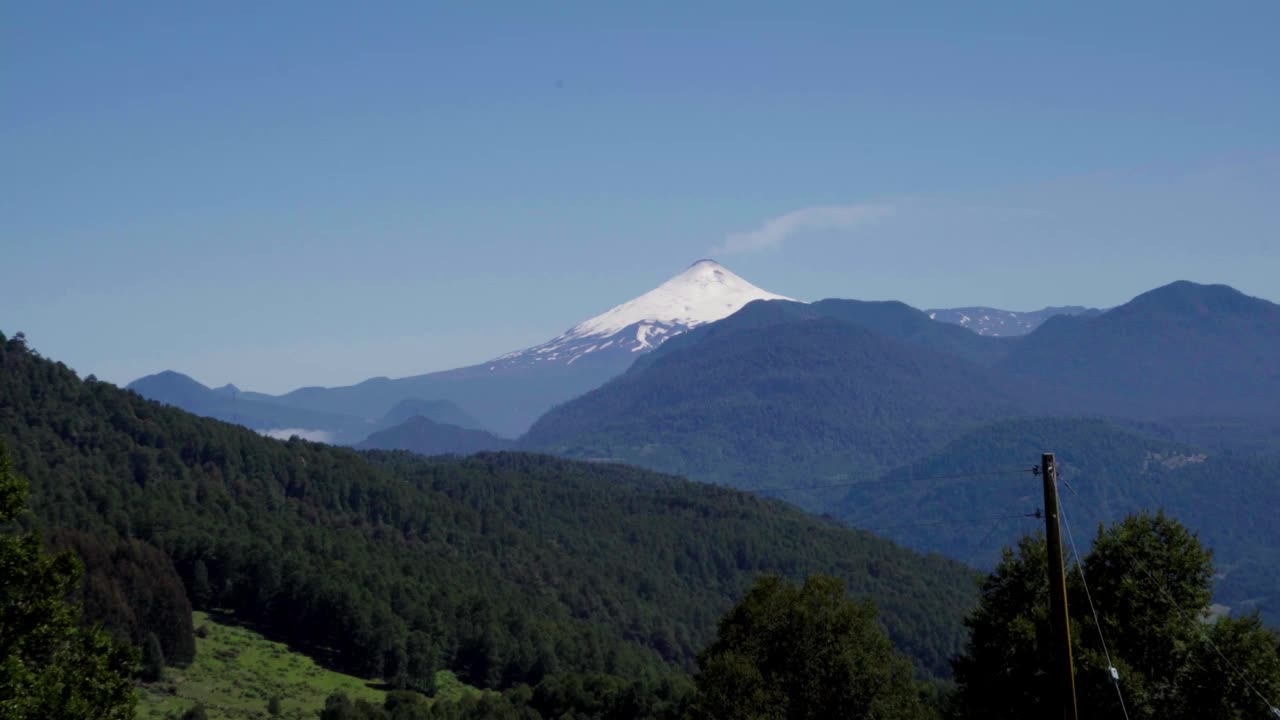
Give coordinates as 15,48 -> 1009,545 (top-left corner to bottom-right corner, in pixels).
137,611 -> 479,719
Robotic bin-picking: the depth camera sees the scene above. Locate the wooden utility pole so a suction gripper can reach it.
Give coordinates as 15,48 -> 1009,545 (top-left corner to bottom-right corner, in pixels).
1042,453 -> 1079,720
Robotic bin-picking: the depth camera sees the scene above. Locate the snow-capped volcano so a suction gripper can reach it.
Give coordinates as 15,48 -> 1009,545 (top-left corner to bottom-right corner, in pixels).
494,260 -> 796,368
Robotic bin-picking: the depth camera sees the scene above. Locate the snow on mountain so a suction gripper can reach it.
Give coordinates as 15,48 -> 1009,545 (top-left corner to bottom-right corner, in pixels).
926,305 -> 1100,336
493,260 -> 796,367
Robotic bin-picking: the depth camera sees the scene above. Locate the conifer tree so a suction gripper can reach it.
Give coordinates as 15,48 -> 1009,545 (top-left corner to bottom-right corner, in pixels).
141,632 -> 166,682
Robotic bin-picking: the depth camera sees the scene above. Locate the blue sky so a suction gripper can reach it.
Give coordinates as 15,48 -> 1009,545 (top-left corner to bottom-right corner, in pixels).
5,2 -> 1278,392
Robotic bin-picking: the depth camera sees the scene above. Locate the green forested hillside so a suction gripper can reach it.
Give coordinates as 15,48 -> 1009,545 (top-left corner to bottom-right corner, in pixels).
0,331 -> 978,687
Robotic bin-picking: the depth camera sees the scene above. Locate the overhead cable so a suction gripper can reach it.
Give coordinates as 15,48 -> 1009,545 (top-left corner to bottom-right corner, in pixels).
1060,492 -> 1130,720
1063,484 -> 1280,716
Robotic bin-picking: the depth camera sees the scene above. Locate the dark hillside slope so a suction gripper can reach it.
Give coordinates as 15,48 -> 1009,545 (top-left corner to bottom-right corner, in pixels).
998,281 -> 1280,419
525,317 -> 1015,493
0,331 -> 978,681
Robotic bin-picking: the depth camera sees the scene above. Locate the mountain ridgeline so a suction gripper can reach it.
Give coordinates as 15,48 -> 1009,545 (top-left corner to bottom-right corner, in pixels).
528,281 -> 1280,478
0,331 -> 980,689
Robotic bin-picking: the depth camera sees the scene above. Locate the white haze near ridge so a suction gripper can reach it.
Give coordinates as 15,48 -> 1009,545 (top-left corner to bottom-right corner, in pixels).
261,428 -> 336,443
713,204 -> 893,255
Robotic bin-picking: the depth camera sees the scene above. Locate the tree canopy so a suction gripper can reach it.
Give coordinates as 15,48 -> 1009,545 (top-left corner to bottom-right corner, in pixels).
0,443 -> 138,720
688,575 -> 933,720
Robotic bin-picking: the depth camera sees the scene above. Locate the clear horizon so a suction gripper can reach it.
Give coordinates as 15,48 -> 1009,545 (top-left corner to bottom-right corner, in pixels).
5,3 -> 1278,393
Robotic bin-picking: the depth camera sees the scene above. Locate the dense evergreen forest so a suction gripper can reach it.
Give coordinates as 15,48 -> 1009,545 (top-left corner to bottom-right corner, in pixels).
312,513 -> 1280,719
0,331 -> 979,695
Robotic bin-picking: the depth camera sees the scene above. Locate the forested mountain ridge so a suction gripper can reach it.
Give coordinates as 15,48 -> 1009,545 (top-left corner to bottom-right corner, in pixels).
0,330 -> 980,686
998,281 -> 1280,418
524,314 -> 1018,494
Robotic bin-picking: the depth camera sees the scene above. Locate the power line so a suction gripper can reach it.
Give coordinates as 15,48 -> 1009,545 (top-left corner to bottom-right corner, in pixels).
749,466 -> 1037,495
1120,533 -> 1280,714
1060,487 -> 1280,716
1061,495 -> 1130,720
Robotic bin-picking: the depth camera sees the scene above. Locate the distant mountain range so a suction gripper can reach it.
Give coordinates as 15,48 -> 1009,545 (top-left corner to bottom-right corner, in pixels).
126,260 -> 1111,446
129,260 -> 794,440
530,280 -> 1280,470
126,372 -> 486,445
126,370 -> 373,443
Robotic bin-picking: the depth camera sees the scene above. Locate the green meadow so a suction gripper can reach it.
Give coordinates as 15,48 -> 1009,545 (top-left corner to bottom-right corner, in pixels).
137,611 -> 479,720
